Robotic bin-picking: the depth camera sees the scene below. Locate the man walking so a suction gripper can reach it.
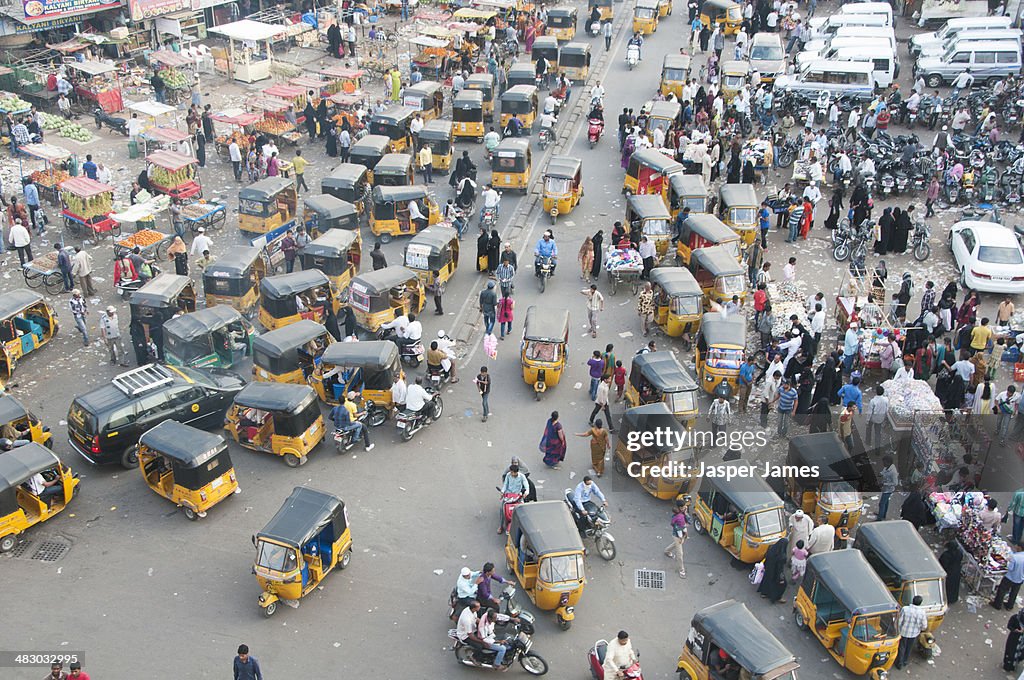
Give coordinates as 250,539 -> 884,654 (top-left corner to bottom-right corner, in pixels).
474,366 -> 491,422
418,142 -> 434,184
190,226 -> 213,258
774,379 -> 798,437
581,284 -> 604,337
893,596 -> 929,670
99,306 -> 129,366
479,280 -> 498,335
878,454 -> 899,520
432,278 -> 445,315
8,218 -> 31,265
637,282 -> 654,336
587,350 -> 605,401
292,149 -> 310,192
589,375 -> 613,429
737,356 -> 755,413
71,245 -> 96,296
281,229 -> 298,273
56,243 -> 73,292
23,177 -> 41,234
602,19 -> 612,51
233,644 -> 263,680
69,289 -> 89,347
866,385 -> 888,447
229,138 -> 243,181
708,394 -> 732,446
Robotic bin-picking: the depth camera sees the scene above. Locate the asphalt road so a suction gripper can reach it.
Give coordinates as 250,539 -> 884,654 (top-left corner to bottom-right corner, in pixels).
0,3 -> 1020,679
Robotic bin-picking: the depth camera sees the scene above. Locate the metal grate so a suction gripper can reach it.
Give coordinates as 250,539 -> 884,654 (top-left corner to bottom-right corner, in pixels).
9,539 -> 33,558
634,569 -> 665,590
31,539 -> 70,562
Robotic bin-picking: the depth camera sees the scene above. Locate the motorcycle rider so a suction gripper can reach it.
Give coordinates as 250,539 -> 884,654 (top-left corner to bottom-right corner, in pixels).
427,340 -> 447,382
627,32 -> 644,61
535,54 -> 549,88
455,597 -> 481,640
457,174 -> 478,212
538,109 -> 557,144
534,230 -> 558,277
477,608 -> 512,668
481,183 -> 500,225
543,92 -> 559,116
603,631 -> 639,679
390,372 -> 407,413
503,114 -> 524,138
436,330 -> 459,382
484,126 -> 501,156
499,464 -> 530,533
590,81 -> 605,107
394,313 -> 422,351
380,312 -> 409,338
475,561 -> 509,611
573,476 -> 609,524
329,392 -> 375,451
405,376 -> 434,415
588,101 -> 604,123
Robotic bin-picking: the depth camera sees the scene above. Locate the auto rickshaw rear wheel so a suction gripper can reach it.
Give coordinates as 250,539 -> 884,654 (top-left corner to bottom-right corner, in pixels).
264,601 -> 277,617
793,609 -> 807,630
283,453 -> 302,468
691,515 -> 706,535
678,670 -> 695,680
613,457 -> 626,475
557,615 -> 571,631
182,506 -> 198,521
339,549 -> 352,570
0,533 -> 17,552
121,445 -> 139,470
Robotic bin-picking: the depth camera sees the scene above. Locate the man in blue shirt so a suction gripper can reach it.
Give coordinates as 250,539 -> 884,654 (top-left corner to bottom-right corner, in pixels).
233,644 -> 263,680
573,476 -> 608,523
837,376 -> 863,413
758,200 -> 771,248
82,154 -> 98,180
774,379 -> 798,437
534,232 -> 557,277
737,356 -> 755,413
23,178 -> 41,235
991,542 -> 1024,610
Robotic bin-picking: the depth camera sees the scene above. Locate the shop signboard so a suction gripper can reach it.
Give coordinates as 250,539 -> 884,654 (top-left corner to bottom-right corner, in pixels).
128,0 -> 193,21
21,0 -> 119,22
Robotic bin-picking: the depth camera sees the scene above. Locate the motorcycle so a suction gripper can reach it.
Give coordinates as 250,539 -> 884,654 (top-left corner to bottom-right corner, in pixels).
449,623 -> 548,675
961,166 -> 976,202
833,220 -> 869,262
535,255 -> 555,293
427,361 -> 451,390
588,639 -> 643,680
378,327 -> 425,367
774,136 -> 798,168
564,489 -> 616,560
497,489 -> 523,534
911,221 -> 931,261
395,392 -> 443,441
587,118 -> 604,148
626,43 -> 640,70
979,165 -> 998,202
332,411 -> 374,452
94,107 -> 128,135
481,205 -> 498,231
815,90 -> 830,125
449,583 -> 536,634
537,127 -> 554,150
115,261 -> 160,300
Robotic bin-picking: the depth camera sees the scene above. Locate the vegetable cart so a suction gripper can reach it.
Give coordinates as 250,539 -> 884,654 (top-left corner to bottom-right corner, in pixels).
60,177 -> 119,238
319,65 -> 364,94
289,75 -> 338,100
21,250 -> 67,295
149,50 -> 196,106
114,228 -> 174,260
19,142 -> 72,207
180,201 -> 227,234
604,246 -> 643,295
329,92 -> 365,130
262,84 -> 308,112
250,96 -> 303,145
0,91 -> 31,117
68,60 -> 123,114
146,150 -> 202,200
211,109 -> 261,157
140,126 -> 194,157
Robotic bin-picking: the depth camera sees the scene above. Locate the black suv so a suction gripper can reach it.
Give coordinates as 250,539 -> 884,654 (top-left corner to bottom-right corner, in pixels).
67,364 -> 246,469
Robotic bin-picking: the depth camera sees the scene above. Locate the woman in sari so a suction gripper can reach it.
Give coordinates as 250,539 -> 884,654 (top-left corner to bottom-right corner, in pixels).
620,131 -> 636,170
525,20 -> 537,53
540,411 -> 567,468
579,236 -> 594,282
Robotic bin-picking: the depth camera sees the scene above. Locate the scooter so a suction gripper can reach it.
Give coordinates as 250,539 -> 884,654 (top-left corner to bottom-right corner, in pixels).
115,262 -> 160,300
480,205 -> 498,230
395,392 -> 443,442
626,43 -> 640,70
497,489 -> 523,534
378,327 -> 425,367
815,90 -> 830,125
588,640 -> 643,680
94,107 -> 129,135
564,489 -> 616,560
587,19 -> 601,37
587,118 -> 604,148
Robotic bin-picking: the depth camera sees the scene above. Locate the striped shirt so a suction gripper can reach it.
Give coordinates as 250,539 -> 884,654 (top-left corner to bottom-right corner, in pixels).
776,386 -> 798,412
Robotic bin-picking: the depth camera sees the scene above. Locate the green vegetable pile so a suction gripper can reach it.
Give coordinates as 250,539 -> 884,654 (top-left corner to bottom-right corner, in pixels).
40,112 -> 93,142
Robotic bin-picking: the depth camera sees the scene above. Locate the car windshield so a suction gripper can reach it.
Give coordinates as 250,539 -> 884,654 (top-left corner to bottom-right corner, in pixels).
902,578 -> 945,608
256,540 -> 298,572
747,507 -> 785,537
977,245 -> 1023,264
539,554 -> 584,583
750,45 -> 784,60
852,612 -> 896,642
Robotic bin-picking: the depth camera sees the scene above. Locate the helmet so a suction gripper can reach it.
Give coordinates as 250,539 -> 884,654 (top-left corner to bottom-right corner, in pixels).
437,329 -> 446,338
0,438 -> 12,451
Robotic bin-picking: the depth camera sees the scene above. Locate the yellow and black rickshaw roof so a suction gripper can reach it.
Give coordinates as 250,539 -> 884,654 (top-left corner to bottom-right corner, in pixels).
371,106 -> 415,126
466,72 -> 495,89
163,306 -> 245,342
699,459 -> 782,513
131,273 -> 193,309
494,137 -> 531,158
305,194 -> 359,221
350,134 -> 392,155
507,63 -> 537,80
787,432 -> 863,487
501,84 -> 538,103
560,41 -> 590,56
322,339 -> 400,370
692,600 -> 799,675
631,148 -> 684,175
0,289 -> 45,319
692,245 -> 744,277
452,89 -> 485,109
420,119 -> 453,139
512,500 -> 584,555
545,155 -> 582,180
649,267 -> 702,297
239,176 -> 295,203
523,305 -> 570,342
704,0 -> 740,11
663,53 -> 692,71
405,80 -> 442,97
720,183 -> 758,206
617,402 -> 688,454
303,228 -> 359,258
372,184 -> 431,205
699,312 -> 746,346
685,214 -> 737,241
205,246 -> 262,279
351,265 -> 420,296
234,381 -> 319,413
636,0 -> 660,10
375,153 -> 413,174
647,100 -> 681,121
407,224 -> 458,256
139,420 -> 227,468
670,173 -> 707,197
721,60 -> 752,77
548,6 -> 577,18
627,194 -> 671,220
533,35 -> 559,50
0,443 -> 62,495
252,319 -> 328,359
631,351 -> 697,393
854,521 -> 947,582
258,485 -> 346,549
259,269 -> 331,300
322,162 -> 369,189
0,395 -> 31,425
806,550 -> 899,616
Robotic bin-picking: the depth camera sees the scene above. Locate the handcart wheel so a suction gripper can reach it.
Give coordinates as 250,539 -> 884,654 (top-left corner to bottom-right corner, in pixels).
43,273 -> 65,296
65,217 -> 81,237
23,269 -> 42,289
111,223 -> 122,238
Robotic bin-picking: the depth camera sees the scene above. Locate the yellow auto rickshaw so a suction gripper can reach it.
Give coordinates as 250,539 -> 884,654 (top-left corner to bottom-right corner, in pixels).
163,306 -> 256,370
505,501 -> 585,630
558,42 -> 591,81
403,224 -> 460,289
532,36 -> 560,75
720,61 -> 751,103
372,153 -> 415,188
499,84 -> 539,131
348,135 -> 392,183
0,443 -> 78,553
691,462 -> 786,563
701,0 -> 742,35
677,600 -> 801,680
666,173 -> 709,221
491,138 -> 532,192
309,340 -> 401,417
854,520 -> 947,658
660,54 -> 692,98
369,185 -> 442,242
465,73 -> 496,120
633,0 -> 660,34
718,184 -> 759,248
623,148 -> 683,196
0,394 -> 51,448
224,382 -> 325,467
203,246 -> 267,316
137,420 -> 239,521
301,228 -> 361,295
546,6 -> 578,41
0,290 -> 58,387
130,274 -> 198,345
613,403 -> 696,500
645,100 -> 681,142
675,213 -> 741,266
257,269 -> 340,331
253,486 -> 353,615
452,89 -> 486,142
650,267 -> 704,339
695,312 -> 746,397
252,319 -> 333,384
626,194 -> 673,259
238,177 -> 298,237
690,245 -> 747,305
521,306 -> 569,399
507,62 -> 538,89
303,194 -> 360,238
542,155 -> 583,223
624,350 -> 698,424
787,433 -> 866,545
368,106 -> 414,153
588,0 -> 612,21
348,266 -> 426,332
794,551 -> 899,680
321,163 -> 371,216
657,0 -> 672,17
402,80 -> 444,121
419,119 -> 454,173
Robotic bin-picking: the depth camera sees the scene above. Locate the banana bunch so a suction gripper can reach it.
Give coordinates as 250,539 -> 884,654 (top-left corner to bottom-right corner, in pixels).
63,190 -> 113,219
151,165 -> 193,188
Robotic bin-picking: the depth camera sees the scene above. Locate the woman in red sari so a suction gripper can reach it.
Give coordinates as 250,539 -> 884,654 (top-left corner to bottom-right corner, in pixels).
524,17 -> 537,53
799,197 -> 813,240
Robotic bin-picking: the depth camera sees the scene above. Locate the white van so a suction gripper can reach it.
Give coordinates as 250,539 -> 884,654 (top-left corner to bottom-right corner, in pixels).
825,46 -> 899,87
838,2 -> 894,26
915,40 -> 1024,87
774,60 -> 877,102
918,29 -> 1023,59
796,37 -> 896,70
910,16 -> 1013,56
801,26 -> 897,58
808,14 -> 891,41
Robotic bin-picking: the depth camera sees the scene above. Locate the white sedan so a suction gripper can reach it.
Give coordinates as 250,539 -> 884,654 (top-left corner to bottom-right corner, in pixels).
948,221 -> 1024,294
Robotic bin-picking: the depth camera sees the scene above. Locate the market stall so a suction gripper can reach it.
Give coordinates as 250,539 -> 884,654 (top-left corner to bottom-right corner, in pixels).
19,143 -> 72,207
908,407 -> 992,491
60,177 -> 119,239
740,138 -> 773,184
604,245 -> 643,295
289,75 -> 339,100
249,96 -> 302,145
245,8 -> 317,47
328,92 -> 365,130
128,101 -> 179,130
211,109 -> 261,157
262,84 -> 308,112
149,50 -> 197,106
0,90 -> 32,119
69,60 -> 123,114
140,127 -> 194,157
145,150 -> 202,200
319,65 -> 364,94
764,280 -> 809,338
209,20 -> 280,84
410,30 -> 454,80
109,194 -> 171,236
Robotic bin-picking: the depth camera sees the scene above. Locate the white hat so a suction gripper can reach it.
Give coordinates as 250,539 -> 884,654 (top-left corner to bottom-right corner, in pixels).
794,509 -> 804,518
197,227 -> 205,233
437,329 -> 446,338
106,306 -> 116,313
461,567 -> 472,577
347,391 -> 358,399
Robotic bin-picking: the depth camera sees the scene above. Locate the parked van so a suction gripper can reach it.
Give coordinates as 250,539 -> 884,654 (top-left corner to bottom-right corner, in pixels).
918,29 -> 1022,59
797,37 -> 896,69
910,16 -> 1012,57
813,46 -> 899,87
915,40 -> 1023,88
748,33 -> 786,83
774,60 -> 876,102
803,26 -> 897,57
834,2 -> 893,25
808,14 -> 890,41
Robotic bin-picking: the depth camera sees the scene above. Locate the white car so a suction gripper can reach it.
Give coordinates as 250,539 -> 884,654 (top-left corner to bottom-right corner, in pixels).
948,221 -> 1024,294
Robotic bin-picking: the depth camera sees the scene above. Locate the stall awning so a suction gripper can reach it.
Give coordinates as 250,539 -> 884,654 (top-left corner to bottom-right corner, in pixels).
67,60 -> 116,76
329,93 -> 362,107
143,126 -> 190,143
320,65 -> 364,79
211,109 -> 262,126
61,177 -> 114,197
150,49 -> 194,68
289,76 -> 328,91
445,21 -> 481,33
20,142 -> 71,162
129,101 -> 178,118
249,96 -> 290,113
208,19 -> 282,42
410,35 -> 449,48
419,25 -> 454,39
47,38 -> 91,54
146,150 -> 197,170
262,84 -> 304,99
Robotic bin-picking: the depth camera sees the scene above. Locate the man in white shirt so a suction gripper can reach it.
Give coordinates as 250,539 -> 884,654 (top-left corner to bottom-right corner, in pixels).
951,69 -> 974,98
543,93 -> 559,115
590,81 -> 605,105
573,476 -> 609,522
476,608 -> 511,667
652,125 -> 666,150
390,373 -> 407,411
127,113 -> 144,141
8,219 -> 32,265
96,163 -> 112,185
409,113 -> 424,137
603,631 -> 638,678
538,110 -> 556,131
228,139 -> 243,181
782,257 -> 797,282
190,227 -> 213,257
480,184 -> 500,225
951,353 -> 975,382
405,376 -> 432,413
810,304 -> 825,353
866,384 -> 889,447
26,471 -> 62,504
395,313 -> 422,351
803,181 -> 821,206
381,313 -> 409,336
996,385 -> 1019,442
455,599 -> 481,643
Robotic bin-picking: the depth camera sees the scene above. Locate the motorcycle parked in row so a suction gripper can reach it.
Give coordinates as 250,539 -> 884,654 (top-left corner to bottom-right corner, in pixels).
94,107 -> 129,135
911,221 -> 931,261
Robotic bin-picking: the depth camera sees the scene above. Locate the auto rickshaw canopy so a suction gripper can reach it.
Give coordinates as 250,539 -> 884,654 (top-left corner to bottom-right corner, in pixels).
681,214 -> 736,243
719,183 -> 758,208
372,184 -> 432,208
350,134 -> 391,157
500,84 -> 538,110
631,148 -> 684,176
322,163 -> 369,192
631,351 -> 697,394
205,246 -> 262,279
234,381 -> 319,413
692,245 -> 744,277
649,267 -> 702,297
704,0 -> 741,17
252,319 -> 328,360
691,600 -> 798,675
260,269 -> 331,301
302,228 -> 358,260
321,340 -> 399,372
787,432 -> 863,488
618,402 -> 687,456
239,176 -> 295,205
627,194 -> 672,221
403,80 -> 443,105
131,274 -> 193,309
806,550 -> 899,617
507,63 -> 537,87
0,289 -> 45,318
721,60 -> 751,77
545,155 -> 582,180
350,265 -> 421,296
524,306 -> 570,342
452,89 -> 485,110
258,485 -> 347,550
374,153 -> 413,176
699,313 -> 746,346
0,443 -> 61,513
547,6 -> 577,22
533,35 -> 559,54
492,138 -> 531,171
370,106 -> 414,129
670,173 -> 707,200
512,500 -> 584,556
138,420 -> 227,471
304,194 -> 359,226
163,306 -> 246,343
699,459 -> 782,514
419,119 -> 453,142
646,100 -> 681,124
662,54 -> 691,78
0,395 -> 33,427
635,0 -> 660,11
465,73 -> 495,97
405,224 -> 458,259
855,521 -> 946,582
558,42 -> 590,64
